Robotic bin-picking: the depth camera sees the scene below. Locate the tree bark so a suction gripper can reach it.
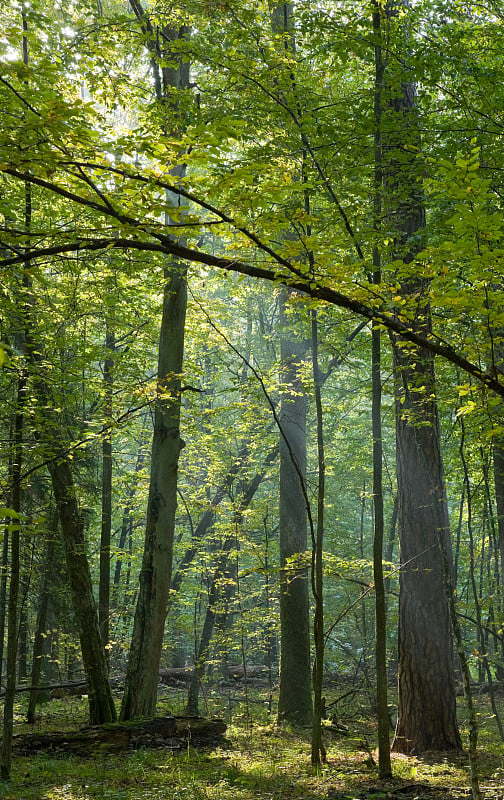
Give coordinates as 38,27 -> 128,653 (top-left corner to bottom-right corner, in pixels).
21,324 -> 116,724
383,0 -> 461,754
12,716 -> 227,756
120,260 -> 187,719
1,376 -> 24,779
277,290 -> 312,727
372,4 -> 392,775
392,341 -> 460,753
310,309 -> 326,766
99,322 -> 114,660
0,526 -> 8,690
27,532 -> 57,723
45,452 -> 117,724
492,440 -> 504,677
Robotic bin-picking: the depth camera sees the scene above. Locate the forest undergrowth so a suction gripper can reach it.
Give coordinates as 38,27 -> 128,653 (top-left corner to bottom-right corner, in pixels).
1,686 -> 503,800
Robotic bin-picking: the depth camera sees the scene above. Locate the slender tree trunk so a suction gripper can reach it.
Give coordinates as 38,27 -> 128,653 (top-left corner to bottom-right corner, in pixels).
99,322 -> 114,660
372,5 -> 392,775
113,422 -> 148,597
186,535 -> 234,715
119,12 -> 190,720
120,259 -> 187,719
310,309 -> 326,766
372,319 -> 391,773
27,533 -> 57,723
1,24 -> 29,777
0,526 -> 8,690
481,453 -> 504,679
492,440 -> 504,677
185,453 -> 278,713
17,566 -> 30,684
460,424 -> 504,738
1,374 -> 24,780
22,323 -> 116,723
436,506 -> 482,800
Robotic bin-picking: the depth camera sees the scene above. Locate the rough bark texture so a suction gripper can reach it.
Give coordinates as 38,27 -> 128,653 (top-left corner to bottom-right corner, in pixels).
384,0 -> 461,755
392,343 -> 461,753
277,292 -> 312,727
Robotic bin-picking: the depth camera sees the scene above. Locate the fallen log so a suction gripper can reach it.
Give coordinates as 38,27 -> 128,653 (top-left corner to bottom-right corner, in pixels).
10,716 -> 227,756
224,665 -> 269,682
158,667 -> 193,686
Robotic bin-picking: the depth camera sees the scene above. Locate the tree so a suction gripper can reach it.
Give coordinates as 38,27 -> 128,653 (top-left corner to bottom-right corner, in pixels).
277,291 -> 312,727
371,2 -> 392,776
381,2 -> 461,754
120,5 -> 190,720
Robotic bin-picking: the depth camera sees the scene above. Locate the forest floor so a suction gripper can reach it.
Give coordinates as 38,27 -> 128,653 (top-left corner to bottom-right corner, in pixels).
1,684 -> 503,800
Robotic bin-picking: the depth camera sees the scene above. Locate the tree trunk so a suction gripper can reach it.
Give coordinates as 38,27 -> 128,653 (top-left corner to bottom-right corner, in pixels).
186,541 -> 233,716
0,526 -> 8,690
310,309 -> 326,766
113,423 -> 147,597
1,376 -> 24,780
492,440 -> 504,677
27,532 -> 57,723
120,261 -> 187,719
99,322 -> 114,660
392,339 -> 461,753
267,3 -> 312,727
277,290 -> 312,727
22,324 -> 116,725
46,453 -> 117,723
383,0 -> 461,754
119,12 -> 190,720
372,5 -> 392,775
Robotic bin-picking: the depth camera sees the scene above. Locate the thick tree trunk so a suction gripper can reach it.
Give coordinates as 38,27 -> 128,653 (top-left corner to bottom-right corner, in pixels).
392,344 -> 461,753
383,0 -> 461,755
277,291 -> 312,727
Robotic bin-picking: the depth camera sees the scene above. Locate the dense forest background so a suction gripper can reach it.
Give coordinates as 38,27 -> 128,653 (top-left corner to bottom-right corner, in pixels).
1,0 -> 504,789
